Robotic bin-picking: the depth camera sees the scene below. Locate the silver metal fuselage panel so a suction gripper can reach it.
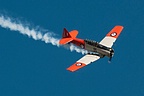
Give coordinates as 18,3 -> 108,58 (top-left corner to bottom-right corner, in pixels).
84,39 -> 114,57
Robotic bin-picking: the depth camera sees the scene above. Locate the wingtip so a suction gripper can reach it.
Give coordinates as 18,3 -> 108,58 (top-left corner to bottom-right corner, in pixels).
67,68 -> 75,72
116,25 -> 124,29
67,62 -> 86,72
106,25 -> 124,38
59,38 -> 73,45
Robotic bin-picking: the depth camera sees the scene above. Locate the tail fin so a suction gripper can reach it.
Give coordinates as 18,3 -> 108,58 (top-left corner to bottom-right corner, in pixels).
62,28 -> 71,38
59,28 -> 78,45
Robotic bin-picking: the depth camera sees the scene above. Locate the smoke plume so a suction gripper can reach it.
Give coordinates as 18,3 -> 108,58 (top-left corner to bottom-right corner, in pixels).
0,15 -> 87,54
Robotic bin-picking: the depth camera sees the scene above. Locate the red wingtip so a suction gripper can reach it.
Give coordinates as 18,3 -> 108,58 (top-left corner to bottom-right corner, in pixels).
106,26 -> 124,38
67,62 -> 86,72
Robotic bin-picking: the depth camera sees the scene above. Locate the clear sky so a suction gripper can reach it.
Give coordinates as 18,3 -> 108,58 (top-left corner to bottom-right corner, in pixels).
0,0 -> 144,96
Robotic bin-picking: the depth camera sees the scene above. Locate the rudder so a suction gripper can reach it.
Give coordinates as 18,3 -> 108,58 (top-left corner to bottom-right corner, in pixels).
62,28 -> 71,38
59,28 -> 73,45
59,28 -> 79,45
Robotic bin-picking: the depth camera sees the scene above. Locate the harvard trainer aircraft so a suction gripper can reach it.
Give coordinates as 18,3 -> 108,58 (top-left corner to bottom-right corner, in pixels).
59,26 -> 124,72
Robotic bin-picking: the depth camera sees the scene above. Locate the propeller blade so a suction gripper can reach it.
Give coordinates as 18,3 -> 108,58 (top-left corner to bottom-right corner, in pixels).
108,57 -> 112,63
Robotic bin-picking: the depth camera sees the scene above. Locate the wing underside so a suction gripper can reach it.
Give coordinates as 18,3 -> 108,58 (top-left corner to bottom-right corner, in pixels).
100,26 -> 123,48
67,54 -> 100,72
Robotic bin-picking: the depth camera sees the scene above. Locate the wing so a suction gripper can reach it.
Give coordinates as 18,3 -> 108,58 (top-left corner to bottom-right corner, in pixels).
67,54 -> 100,72
99,26 -> 124,48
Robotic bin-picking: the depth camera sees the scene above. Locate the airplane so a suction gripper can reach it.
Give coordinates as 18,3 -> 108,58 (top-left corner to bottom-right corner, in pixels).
59,25 -> 124,72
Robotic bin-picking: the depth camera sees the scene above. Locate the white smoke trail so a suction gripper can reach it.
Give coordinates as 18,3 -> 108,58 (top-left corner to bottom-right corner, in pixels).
0,15 -> 87,54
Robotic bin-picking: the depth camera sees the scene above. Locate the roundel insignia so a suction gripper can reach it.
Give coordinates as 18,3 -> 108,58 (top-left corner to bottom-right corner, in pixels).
110,32 -> 117,37
76,63 -> 82,66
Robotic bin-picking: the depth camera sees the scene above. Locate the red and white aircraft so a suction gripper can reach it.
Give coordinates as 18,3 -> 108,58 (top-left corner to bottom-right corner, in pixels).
59,26 -> 124,72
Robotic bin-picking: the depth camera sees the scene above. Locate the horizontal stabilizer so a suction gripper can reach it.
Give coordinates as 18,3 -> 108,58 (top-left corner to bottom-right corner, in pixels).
69,30 -> 78,38
59,38 -> 73,45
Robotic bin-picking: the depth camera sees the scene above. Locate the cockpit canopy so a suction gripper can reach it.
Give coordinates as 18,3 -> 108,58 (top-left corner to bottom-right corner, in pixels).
84,39 -> 98,46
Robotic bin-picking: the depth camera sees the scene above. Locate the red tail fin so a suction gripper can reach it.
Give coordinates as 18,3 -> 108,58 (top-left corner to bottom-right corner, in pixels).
59,28 -> 78,45
62,28 -> 71,38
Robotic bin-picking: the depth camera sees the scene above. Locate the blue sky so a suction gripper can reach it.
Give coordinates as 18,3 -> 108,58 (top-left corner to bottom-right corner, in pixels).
0,0 -> 144,96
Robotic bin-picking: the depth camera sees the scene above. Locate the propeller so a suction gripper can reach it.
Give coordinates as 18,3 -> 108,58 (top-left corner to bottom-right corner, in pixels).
108,49 -> 114,63
108,56 -> 112,63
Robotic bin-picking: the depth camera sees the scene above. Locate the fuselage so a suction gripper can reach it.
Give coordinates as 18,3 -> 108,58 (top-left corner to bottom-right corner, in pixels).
71,38 -> 114,58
